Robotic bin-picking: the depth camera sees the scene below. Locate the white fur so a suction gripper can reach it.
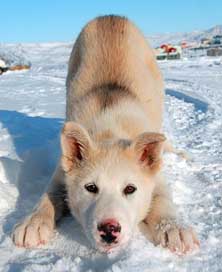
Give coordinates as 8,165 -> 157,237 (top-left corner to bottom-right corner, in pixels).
65,152 -> 155,252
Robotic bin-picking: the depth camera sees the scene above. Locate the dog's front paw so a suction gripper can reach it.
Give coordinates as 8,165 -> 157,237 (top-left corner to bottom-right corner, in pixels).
12,213 -> 54,248
155,218 -> 200,254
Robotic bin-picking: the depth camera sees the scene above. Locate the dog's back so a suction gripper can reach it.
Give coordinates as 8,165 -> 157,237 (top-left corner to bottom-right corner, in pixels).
66,15 -> 164,133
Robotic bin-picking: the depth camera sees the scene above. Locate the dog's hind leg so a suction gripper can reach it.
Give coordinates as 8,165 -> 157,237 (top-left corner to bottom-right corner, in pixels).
12,164 -> 67,248
140,178 -> 199,254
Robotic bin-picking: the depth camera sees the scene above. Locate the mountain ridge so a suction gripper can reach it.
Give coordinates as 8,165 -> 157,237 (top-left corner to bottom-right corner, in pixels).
148,25 -> 222,46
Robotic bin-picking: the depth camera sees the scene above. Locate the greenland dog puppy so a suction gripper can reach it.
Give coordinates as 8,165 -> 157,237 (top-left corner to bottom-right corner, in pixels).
12,15 -> 199,254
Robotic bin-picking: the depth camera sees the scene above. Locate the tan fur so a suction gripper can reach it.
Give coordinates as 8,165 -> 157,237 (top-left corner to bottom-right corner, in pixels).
66,16 -> 164,132
12,15 -> 199,253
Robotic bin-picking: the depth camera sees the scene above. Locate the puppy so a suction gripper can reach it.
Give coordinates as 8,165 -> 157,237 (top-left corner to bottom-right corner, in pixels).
12,15 -> 199,254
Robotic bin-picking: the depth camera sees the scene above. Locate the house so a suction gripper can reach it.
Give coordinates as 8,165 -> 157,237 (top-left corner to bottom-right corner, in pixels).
201,38 -> 211,45
155,44 -> 181,60
211,35 -> 222,45
181,42 -> 189,49
207,47 -> 222,56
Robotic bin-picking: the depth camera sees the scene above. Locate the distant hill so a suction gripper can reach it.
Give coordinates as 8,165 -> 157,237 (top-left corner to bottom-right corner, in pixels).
148,25 -> 222,47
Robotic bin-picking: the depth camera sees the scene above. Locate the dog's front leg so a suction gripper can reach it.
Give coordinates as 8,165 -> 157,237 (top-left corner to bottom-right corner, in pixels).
142,178 -> 199,254
12,164 -> 66,248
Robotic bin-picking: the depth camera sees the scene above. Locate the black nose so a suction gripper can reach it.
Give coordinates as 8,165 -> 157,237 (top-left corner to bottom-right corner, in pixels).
100,232 -> 117,244
97,220 -> 121,244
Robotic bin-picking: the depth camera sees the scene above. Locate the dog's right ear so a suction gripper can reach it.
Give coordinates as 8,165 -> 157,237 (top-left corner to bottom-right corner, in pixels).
61,122 -> 94,172
132,132 -> 166,174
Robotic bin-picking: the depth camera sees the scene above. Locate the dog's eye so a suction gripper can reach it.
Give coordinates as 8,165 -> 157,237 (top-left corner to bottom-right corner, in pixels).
84,183 -> 99,194
123,185 -> 137,195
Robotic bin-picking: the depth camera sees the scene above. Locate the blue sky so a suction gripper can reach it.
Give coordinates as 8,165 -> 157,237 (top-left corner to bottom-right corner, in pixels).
1,0 -> 222,42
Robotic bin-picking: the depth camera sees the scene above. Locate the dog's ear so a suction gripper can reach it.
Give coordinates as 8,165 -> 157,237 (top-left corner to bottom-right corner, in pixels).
132,132 -> 166,174
61,122 -> 94,172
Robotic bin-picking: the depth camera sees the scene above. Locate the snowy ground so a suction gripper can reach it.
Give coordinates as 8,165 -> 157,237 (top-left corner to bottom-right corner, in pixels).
0,43 -> 222,272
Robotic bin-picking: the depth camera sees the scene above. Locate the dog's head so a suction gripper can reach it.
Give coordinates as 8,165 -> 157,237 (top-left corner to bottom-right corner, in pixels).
61,122 -> 165,253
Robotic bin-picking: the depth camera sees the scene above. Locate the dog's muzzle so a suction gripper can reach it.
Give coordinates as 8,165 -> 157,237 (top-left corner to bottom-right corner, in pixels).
97,218 -> 121,244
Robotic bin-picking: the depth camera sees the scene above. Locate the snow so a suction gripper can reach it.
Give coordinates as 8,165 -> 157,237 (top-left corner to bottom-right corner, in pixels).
0,44 -> 31,67
148,25 -> 222,47
0,43 -> 222,271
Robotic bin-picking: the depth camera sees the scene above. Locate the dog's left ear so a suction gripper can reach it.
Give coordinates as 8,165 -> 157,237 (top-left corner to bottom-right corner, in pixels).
132,132 -> 166,173
61,121 -> 94,172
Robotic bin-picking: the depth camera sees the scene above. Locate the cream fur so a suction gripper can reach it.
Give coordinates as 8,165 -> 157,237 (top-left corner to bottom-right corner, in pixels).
12,15 -> 199,254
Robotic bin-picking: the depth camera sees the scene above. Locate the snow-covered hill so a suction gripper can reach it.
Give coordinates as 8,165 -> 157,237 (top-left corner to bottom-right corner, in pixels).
148,25 -> 222,46
0,41 -> 222,271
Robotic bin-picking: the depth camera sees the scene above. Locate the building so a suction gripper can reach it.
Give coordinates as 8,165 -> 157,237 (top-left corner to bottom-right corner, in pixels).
211,35 -> 222,45
207,47 -> 222,56
155,44 -> 181,60
201,38 -> 211,45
